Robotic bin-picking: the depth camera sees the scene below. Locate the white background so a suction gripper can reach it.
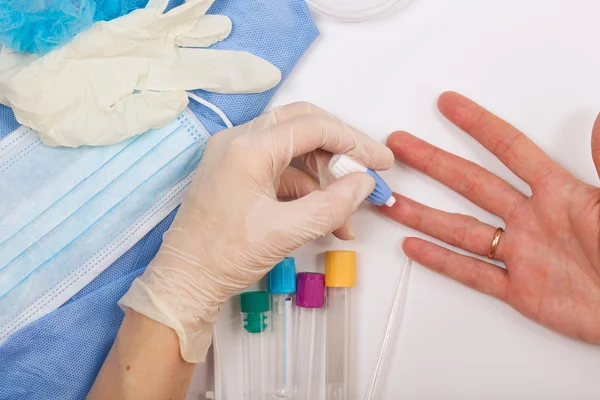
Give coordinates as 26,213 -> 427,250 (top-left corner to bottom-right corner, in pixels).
190,1 -> 600,399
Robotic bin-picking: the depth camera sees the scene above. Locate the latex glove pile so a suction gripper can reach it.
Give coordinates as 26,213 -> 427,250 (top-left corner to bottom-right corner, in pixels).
0,0 -> 281,148
119,102 -> 395,363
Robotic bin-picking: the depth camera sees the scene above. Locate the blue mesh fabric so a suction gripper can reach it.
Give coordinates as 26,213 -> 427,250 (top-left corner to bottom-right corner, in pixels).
0,0 -> 318,398
0,0 -> 149,55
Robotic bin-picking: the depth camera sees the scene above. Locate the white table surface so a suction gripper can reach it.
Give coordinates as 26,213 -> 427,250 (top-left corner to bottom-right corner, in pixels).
193,1 -> 600,399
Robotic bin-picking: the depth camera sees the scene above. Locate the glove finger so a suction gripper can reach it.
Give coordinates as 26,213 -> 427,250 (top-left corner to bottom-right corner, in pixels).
252,113 -> 394,179
277,166 -> 319,200
298,149 -> 334,187
152,0 -> 215,36
245,102 -> 333,131
36,91 -> 189,147
175,15 -> 232,48
142,49 -> 281,94
280,172 -> 375,240
144,0 -> 169,11
278,166 -> 356,240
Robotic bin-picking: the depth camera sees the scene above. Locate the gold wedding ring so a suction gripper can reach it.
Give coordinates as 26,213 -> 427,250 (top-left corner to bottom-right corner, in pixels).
487,228 -> 504,259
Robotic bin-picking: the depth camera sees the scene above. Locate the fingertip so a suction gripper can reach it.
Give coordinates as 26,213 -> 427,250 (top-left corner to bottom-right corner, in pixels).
385,130 -> 413,154
376,192 -> 400,215
593,112 -> 600,130
382,145 -> 395,169
332,219 -> 356,241
436,91 -> 468,117
400,236 -> 421,258
437,91 -> 460,107
386,130 -> 407,146
401,236 -> 417,249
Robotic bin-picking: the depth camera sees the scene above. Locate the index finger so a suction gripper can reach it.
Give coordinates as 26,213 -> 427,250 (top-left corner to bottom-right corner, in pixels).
258,110 -> 394,172
437,91 -> 561,186
247,101 -> 332,130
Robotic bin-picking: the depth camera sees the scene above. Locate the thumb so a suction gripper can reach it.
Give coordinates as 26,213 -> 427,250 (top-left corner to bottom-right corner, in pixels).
37,91 -> 188,147
592,113 -> 600,178
175,15 -> 232,48
281,172 -> 375,239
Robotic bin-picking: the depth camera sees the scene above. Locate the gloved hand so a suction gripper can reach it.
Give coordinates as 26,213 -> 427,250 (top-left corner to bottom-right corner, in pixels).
119,102 -> 394,362
0,0 -> 281,148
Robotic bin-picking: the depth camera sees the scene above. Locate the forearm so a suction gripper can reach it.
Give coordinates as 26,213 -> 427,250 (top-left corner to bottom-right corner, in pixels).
88,310 -> 196,400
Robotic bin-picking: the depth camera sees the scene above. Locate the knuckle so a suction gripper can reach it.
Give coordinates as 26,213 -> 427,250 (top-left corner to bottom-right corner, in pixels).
277,101 -> 321,120
492,132 -> 519,156
422,148 -> 443,174
465,109 -> 487,135
468,263 -> 484,288
451,223 -> 469,245
439,252 -> 451,275
455,169 -> 482,197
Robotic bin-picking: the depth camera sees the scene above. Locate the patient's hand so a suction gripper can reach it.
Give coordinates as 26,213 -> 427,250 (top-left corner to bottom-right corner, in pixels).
380,91 -> 600,343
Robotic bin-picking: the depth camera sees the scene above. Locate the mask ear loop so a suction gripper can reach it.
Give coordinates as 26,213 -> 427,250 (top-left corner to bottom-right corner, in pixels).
186,91 -> 227,400
187,92 -> 233,129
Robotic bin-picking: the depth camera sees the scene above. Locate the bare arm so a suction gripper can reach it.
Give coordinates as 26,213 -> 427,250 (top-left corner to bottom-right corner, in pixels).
87,310 -> 196,400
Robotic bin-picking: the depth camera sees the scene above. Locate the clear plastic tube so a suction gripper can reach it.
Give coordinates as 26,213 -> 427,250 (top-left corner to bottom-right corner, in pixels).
268,257 -> 297,399
270,294 -> 294,398
241,291 -> 271,400
294,272 -> 326,400
295,306 -> 325,399
326,287 -> 353,400
364,255 -> 412,400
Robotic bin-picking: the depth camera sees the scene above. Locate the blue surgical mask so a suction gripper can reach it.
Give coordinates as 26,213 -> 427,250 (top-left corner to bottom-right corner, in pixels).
0,106 -> 215,343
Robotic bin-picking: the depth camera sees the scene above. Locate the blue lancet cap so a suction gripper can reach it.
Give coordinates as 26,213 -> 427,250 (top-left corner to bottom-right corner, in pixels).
366,169 -> 395,207
268,257 -> 297,294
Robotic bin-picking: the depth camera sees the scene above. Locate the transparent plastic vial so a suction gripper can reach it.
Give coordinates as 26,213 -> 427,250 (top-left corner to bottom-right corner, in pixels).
325,251 -> 356,400
240,291 -> 271,400
294,272 -> 326,400
364,255 -> 412,400
305,0 -> 410,22
268,258 -> 297,399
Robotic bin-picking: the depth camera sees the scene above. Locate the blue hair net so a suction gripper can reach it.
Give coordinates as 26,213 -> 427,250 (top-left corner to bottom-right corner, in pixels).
0,0 -> 149,55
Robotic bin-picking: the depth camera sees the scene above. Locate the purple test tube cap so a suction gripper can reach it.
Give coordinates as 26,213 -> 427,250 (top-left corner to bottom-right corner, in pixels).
296,272 -> 325,308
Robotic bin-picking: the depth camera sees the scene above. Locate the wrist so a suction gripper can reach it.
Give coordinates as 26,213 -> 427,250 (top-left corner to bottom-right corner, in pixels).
118,265 -> 220,363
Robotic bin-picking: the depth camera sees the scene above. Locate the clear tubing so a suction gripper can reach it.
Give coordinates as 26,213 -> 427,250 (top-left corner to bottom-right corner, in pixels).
364,256 -> 412,400
271,294 -> 294,398
242,312 -> 270,400
294,307 -> 325,400
326,287 -> 353,400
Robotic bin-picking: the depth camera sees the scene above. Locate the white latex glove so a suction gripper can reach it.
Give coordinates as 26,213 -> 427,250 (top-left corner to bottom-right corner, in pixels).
0,0 -> 281,148
118,102 -> 395,363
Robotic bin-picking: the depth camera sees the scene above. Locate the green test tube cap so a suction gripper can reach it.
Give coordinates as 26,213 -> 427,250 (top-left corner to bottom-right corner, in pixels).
240,291 -> 270,333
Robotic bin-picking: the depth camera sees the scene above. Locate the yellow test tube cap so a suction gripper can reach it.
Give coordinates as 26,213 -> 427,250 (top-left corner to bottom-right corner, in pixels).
325,250 -> 356,287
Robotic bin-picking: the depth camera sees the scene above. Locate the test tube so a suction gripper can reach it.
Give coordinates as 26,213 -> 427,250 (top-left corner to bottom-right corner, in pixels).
241,291 -> 271,400
268,258 -> 297,399
325,250 -> 356,400
294,272 -> 326,400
